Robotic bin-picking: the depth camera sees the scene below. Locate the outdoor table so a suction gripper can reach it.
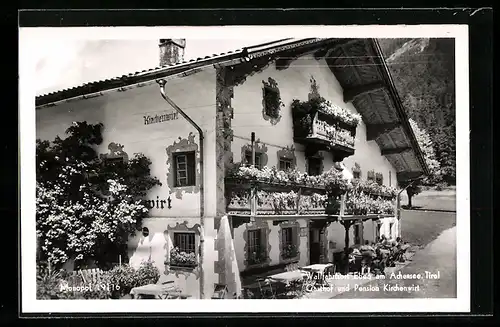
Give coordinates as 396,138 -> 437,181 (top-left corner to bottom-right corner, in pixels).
268,270 -> 307,284
129,283 -> 191,299
268,270 -> 308,298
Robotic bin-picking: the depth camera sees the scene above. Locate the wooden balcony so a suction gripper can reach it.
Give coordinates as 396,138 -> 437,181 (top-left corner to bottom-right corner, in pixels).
293,111 -> 356,161
225,177 -> 398,221
225,178 -> 334,216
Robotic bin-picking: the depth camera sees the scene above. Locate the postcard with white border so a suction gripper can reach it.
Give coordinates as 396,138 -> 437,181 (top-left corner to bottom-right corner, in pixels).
20,25 -> 470,313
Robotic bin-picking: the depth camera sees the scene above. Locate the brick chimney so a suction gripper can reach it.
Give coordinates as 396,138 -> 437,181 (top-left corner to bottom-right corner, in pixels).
159,39 -> 186,66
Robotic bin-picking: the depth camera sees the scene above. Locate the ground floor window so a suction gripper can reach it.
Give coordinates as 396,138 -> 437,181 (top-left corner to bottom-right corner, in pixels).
170,232 -> 197,267
247,229 -> 267,265
280,226 -> 299,260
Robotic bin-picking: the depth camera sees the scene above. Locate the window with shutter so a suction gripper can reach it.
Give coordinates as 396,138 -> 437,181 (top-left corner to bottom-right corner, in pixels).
173,151 -> 196,187
247,229 -> 267,265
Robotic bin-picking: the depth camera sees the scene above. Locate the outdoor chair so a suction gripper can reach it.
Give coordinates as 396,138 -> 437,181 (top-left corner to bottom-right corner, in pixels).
256,278 -> 276,299
284,278 -> 306,298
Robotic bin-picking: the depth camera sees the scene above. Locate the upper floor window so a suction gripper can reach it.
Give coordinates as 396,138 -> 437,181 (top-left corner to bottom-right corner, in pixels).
367,170 -> 375,182
173,151 -> 196,187
245,151 -> 263,169
279,158 -> 293,171
308,157 -> 323,176
375,172 -> 384,186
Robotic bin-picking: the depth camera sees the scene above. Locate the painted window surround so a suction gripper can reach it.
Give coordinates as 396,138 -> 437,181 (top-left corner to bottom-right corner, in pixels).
165,221 -> 201,276
166,133 -> 201,199
240,142 -> 269,168
243,220 -> 271,270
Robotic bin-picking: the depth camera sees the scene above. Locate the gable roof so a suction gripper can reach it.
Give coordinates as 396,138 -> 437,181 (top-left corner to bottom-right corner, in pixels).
35,38 -> 429,180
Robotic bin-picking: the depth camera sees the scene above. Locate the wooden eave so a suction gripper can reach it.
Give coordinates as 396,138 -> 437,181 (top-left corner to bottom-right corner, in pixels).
324,38 -> 429,181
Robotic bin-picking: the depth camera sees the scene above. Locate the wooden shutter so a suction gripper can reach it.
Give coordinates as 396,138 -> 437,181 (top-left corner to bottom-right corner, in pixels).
186,152 -> 196,186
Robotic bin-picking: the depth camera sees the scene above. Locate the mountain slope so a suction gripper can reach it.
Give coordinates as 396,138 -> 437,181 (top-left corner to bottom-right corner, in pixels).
377,38 -> 456,184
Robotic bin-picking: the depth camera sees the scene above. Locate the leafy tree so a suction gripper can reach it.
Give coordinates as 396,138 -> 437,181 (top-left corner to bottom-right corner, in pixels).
36,122 -> 161,269
400,120 -> 442,207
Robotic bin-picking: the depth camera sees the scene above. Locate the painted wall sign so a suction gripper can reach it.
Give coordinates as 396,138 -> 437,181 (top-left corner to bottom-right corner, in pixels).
143,196 -> 172,209
143,111 -> 179,125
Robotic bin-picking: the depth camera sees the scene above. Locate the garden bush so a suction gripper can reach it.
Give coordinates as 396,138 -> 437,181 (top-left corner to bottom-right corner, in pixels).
134,260 -> 160,286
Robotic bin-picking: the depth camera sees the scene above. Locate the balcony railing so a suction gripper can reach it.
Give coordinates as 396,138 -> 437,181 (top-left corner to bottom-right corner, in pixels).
310,114 -> 356,149
225,169 -> 398,219
225,178 -> 332,216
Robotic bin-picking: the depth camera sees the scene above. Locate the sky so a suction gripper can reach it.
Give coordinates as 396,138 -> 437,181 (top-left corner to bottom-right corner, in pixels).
34,39 -> 273,96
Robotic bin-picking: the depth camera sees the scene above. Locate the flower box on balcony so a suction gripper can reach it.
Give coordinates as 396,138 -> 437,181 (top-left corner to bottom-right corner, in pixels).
291,98 -> 359,157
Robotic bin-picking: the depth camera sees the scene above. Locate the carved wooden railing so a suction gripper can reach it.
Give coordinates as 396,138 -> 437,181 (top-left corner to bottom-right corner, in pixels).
225,178 -> 331,216
292,110 -> 357,153
225,177 -> 399,220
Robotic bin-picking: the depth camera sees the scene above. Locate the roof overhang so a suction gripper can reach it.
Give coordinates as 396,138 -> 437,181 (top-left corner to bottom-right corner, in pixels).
318,38 -> 429,181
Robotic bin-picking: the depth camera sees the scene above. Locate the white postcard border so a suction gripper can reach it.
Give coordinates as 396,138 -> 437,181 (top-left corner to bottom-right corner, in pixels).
20,24 -> 470,313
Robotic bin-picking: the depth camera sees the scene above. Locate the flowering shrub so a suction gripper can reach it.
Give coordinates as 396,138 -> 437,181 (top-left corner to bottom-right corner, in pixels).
36,265 -> 113,299
107,264 -> 138,296
169,247 -> 197,267
36,122 -> 161,269
37,267 -> 66,299
134,260 -> 160,286
281,244 -> 299,259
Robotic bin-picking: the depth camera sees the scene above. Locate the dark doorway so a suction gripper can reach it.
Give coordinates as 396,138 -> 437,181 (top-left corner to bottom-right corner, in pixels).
309,227 -> 321,265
